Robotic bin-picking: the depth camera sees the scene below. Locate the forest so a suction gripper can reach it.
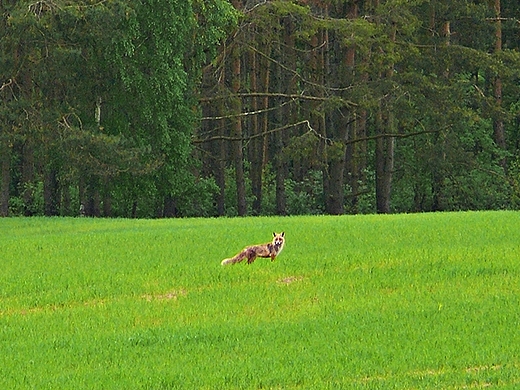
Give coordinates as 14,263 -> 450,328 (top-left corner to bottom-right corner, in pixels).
2,0 -> 520,217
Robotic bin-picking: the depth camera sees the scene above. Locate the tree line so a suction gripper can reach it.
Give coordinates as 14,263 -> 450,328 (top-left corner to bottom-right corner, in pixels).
2,0 -> 520,217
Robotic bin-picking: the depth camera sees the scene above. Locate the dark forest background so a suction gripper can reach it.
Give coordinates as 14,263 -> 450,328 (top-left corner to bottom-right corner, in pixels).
2,0 -> 520,217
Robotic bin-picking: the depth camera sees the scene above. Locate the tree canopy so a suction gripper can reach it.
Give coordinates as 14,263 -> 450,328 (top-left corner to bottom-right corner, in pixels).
2,0 -> 520,217
198,0 -> 520,216
1,0 -> 236,217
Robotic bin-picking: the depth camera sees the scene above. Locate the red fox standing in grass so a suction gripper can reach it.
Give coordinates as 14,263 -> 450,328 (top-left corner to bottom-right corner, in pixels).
221,232 -> 285,266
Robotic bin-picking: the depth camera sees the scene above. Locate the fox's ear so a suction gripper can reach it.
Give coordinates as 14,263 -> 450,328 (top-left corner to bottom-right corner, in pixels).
273,232 -> 276,237
281,232 -> 285,237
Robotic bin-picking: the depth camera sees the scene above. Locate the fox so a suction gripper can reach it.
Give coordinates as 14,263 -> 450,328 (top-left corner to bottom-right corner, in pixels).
221,232 -> 285,266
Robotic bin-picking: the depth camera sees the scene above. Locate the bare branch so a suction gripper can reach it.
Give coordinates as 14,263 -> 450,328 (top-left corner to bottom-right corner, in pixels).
0,79 -> 13,92
247,44 -> 355,93
192,120 -> 312,144
344,129 -> 444,145
244,0 -> 267,13
306,121 -> 449,146
195,116 -> 447,146
485,17 -> 520,25
200,92 -> 357,106
201,98 -> 295,121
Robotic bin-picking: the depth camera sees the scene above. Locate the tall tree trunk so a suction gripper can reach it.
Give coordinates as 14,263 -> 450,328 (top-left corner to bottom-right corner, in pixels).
274,16 -> 299,215
493,0 -> 506,171
375,23 -> 396,214
343,0 -> 361,214
431,19 -> 451,211
131,200 -> 138,218
44,167 -> 59,216
103,180 -> 112,217
326,151 -> 346,214
306,25 -> 328,214
21,140 -> 35,215
163,195 -> 177,217
348,0 -> 368,213
85,177 -> 101,217
0,143 -> 10,217
375,107 -> 395,214
323,12 -> 347,215
274,146 -> 286,215
260,48 -> 270,171
231,45 -> 247,216
350,111 -> 367,213
211,66 -> 227,216
274,52 -> 285,215
274,16 -> 298,216
79,171 -> 86,216
249,45 -> 262,215
350,1 -> 367,214
62,181 -> 72,216
229,0 -> 247,216
431,136 -> 445,212
216,139 -> 226,216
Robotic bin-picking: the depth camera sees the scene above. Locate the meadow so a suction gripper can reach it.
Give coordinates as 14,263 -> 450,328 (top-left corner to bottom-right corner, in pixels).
0,211 -> 519,389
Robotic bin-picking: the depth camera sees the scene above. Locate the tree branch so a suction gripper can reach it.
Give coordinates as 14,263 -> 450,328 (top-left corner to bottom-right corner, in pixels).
0,79 -> 13,92
201,98 -> 295,120
192,120 -> 312,144
344,129 -> 444,145
485,17 -> 520,25
194,118 -> 447,146
247,44 -> 357,93
307,122 -> 449,146
200,92 -> 357,106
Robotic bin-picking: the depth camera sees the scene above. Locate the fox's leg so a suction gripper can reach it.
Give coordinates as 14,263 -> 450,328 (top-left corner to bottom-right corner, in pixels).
246,248 -> 257,264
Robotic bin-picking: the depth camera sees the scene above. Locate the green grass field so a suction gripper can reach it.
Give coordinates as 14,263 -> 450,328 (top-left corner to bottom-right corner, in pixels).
1,211 -> 520,389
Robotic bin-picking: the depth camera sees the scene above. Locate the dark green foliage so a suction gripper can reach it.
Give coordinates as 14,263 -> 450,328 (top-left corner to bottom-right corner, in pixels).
2,0 -> 520,217
0,0 -> 236,217
198,0 -> 520,216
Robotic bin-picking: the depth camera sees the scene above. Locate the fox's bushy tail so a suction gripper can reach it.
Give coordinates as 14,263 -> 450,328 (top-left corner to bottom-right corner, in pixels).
221,253 -> 245,266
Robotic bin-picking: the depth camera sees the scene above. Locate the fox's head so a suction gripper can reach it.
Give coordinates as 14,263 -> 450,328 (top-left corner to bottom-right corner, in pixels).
272,232 -> 285,251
